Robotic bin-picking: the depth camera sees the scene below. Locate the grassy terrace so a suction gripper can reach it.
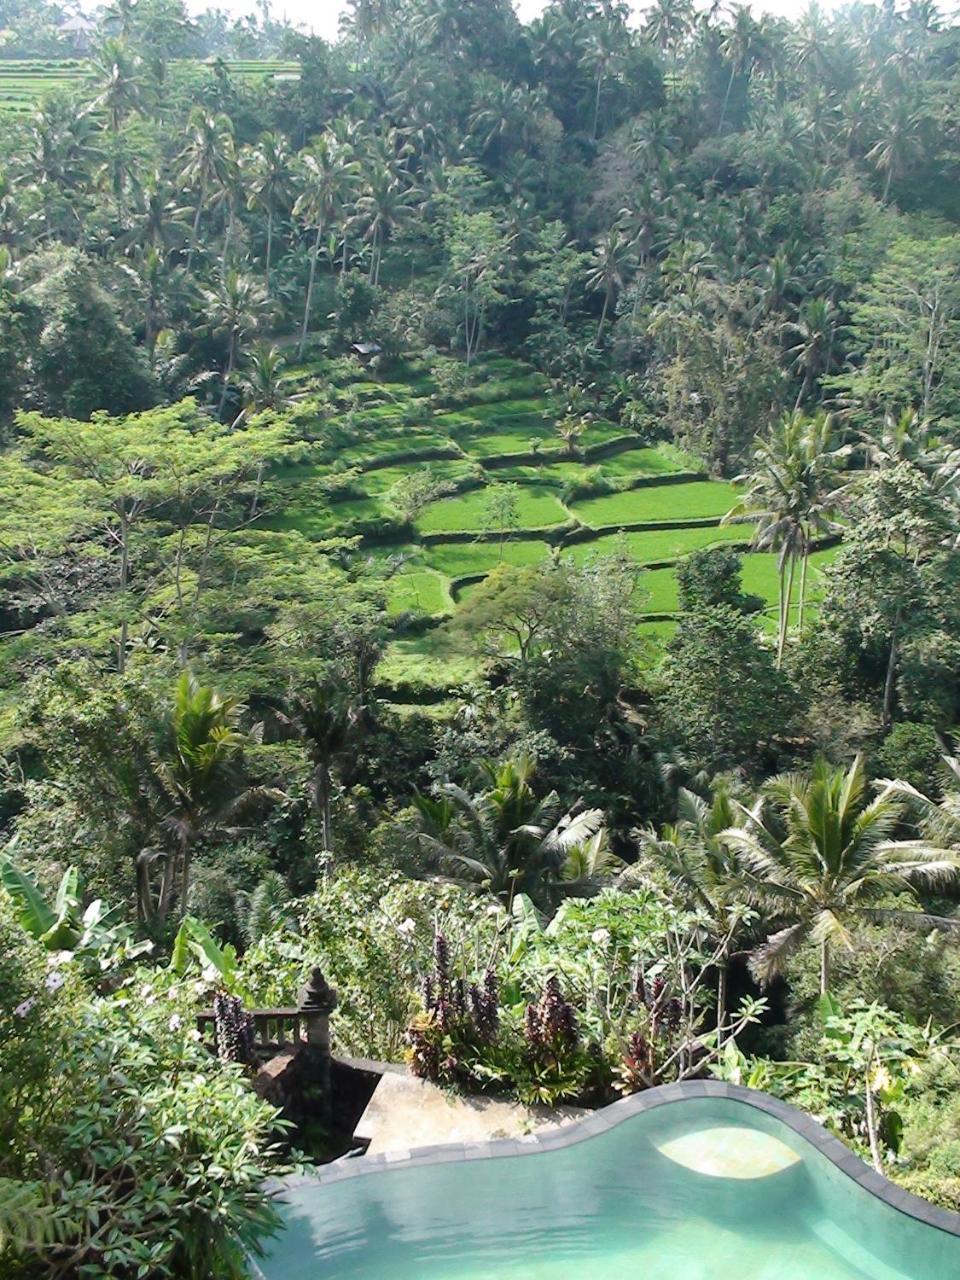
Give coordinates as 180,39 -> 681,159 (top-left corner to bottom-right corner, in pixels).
416,484 -> 569,535
0,59 -> 300,113
266,354 -> 837,700
571,480 -> 740,528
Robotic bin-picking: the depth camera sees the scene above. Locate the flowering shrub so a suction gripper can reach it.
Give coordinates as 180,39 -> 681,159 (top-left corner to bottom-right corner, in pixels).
407,932 -> 500,1087
240,868 -> 503,1060
407,937 -> 594,1106
0,935 -> 288,1280
514,975 -> 596,1106
213,990 -> 256,1067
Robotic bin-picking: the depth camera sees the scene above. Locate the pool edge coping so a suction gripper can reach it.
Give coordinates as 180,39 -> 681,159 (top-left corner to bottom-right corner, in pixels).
263,1080 -> 960,1243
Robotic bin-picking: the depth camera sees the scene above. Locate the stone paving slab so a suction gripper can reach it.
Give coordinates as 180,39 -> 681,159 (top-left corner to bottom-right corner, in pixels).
357,1069 -> 587,1154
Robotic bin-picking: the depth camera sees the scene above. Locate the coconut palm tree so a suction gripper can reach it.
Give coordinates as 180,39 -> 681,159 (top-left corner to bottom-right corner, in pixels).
633,785 -> 752,1037
866,97 -> 923,202
116,169 -> 191,261
879,756 -> 960,853
717,4 -> 762,134
178,108 -> 235,273
151,673 -> 254,923
725,410 -> 848,663
89,37 -> 144,135
721,755 -> 960,995
243,132 -> 294,294
784,296 -> 838,409
354,138 -> 422,287
232,343 -> 296,514
586,224 -> 637,343
277,679 -> 363,857
412,755 -> 605,911
293,135 -> 360,359
202,269 -> 269,418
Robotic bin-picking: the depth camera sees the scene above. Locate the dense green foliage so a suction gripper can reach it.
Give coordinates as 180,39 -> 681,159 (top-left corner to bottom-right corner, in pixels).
1,0 -> 960,1274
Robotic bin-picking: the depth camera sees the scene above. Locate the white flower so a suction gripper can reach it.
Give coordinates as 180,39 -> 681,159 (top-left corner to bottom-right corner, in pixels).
397,917 -> 416,936
187,1028 -> 202,1042
591,927 -> 611,946
168,1014 -> 183,1032
44,971 -> 65,993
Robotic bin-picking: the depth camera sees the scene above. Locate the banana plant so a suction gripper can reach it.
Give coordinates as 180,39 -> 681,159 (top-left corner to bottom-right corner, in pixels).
170,915 -> 239,990
0,855 -> 133,960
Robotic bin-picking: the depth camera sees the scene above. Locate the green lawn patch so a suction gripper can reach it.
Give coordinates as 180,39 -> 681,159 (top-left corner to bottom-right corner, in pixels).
423,539 -> 553,578
384,570 -> 452,617
376,634 -> 481,695
359,459 -> 477,496
596,445 -> 702,479
416,485 -> 569,535
564,522 -> 755,567
580,419 -> 631,447
339,432 -> 460,467
637,618 -> 678,647
571,480 -> 739,528
492,461 -> 585,485
740,547 -> 838,605
459,397 -> 551,424
260,493 -> 383,537
459,426 -> 556,457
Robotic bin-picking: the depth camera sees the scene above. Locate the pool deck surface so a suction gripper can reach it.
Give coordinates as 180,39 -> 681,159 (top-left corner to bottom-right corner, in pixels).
357,1070 -> 588,1154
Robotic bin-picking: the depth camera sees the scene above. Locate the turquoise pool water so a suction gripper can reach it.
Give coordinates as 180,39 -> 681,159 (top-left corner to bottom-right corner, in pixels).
258,1098 -> 960,1279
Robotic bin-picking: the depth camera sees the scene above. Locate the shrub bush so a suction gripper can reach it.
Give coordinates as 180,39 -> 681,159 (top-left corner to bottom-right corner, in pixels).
0,935 -> 287,1280
239,868 -> 500,1061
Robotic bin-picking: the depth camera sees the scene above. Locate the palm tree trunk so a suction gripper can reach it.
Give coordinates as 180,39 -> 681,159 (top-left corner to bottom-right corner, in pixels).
218,330 -> 236,419
249,461 -> 265,518
864,1048 -> 884,1173
597,286 -> 611,343
118,508 -> 130,675
187,180 -> 205,274
820,939 -> 830,995
179,842 -> 193,918
136,852 -> 154,924
716,959 -> 729,1044
592,67 -> 603,141
157,849 -> 177,923
882,608 -> 901,731
320,764 -> 333,854
222,196 -> 235,275
797,549 -> 809,636
265,207 -> 273,293
794,369 -> 811,412
776,552 -> 797,667
298,224 -> 322,361
718,64 -> 737,134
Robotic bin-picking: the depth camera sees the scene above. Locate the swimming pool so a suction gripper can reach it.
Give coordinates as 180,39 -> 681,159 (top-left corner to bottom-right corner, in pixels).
254,1082 -> 960,1279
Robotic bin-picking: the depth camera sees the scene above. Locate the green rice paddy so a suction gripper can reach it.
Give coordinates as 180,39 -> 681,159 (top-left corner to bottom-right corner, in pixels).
263,353 -> 836,700
571,481 -> 740,528
416,485 -> 569,535
0,58 -> 300,114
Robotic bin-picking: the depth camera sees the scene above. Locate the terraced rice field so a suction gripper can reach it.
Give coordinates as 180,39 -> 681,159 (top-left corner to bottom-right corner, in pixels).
0,59 -> 300,113
570,481 -> 740,528
265,353 -> 838,699
416,485 -> 569,535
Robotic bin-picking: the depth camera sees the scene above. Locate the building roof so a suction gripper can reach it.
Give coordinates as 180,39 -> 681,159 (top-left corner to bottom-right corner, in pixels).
351,342 -> 383,356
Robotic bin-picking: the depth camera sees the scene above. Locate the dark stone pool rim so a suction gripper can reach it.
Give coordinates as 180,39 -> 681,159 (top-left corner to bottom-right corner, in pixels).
267,1079 -> 960,1242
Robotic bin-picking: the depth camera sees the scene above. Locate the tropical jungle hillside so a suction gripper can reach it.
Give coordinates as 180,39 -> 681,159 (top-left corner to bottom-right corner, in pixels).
2,0 -> 960,1276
